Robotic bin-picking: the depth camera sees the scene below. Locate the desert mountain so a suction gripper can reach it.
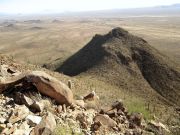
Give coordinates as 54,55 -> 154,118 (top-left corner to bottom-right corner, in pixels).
58,27 -> 180,106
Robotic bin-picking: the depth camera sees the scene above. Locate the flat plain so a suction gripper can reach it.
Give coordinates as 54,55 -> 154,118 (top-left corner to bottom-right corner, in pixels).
0,16 -> 180,67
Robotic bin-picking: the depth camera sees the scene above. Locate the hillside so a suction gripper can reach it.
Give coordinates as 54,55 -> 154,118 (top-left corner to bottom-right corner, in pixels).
0,47 -> 179,134
58,27 -> 180,106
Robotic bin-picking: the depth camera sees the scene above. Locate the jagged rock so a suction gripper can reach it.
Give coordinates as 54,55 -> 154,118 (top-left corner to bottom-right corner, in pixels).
105,109 -> 118,118
74,100 -> 85,108
0,117 -> 6,124
147,120 -> 170,135
100,100 -> 125,116
57,105 -> 62,113
8,105 -> 29,124
62,104 -> 66,112
13,121 -> 32,135
33,112 -> 56,135
93,121 -> 102,131
14,92 -> 34,107
0,124 -> 6,130
93,114 -> 117,129
112,100 -> 125,112
128,113 -> 143,128
30,101 -> 44,112
83,91 -> 99,101
26,115 -> 42,127
83,91 -> 100,109
0,64 -> 20,77
7,122 -> 13,128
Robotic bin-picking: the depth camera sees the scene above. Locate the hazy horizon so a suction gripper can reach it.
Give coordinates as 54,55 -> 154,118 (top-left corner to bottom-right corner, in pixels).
0,0 -> 180,14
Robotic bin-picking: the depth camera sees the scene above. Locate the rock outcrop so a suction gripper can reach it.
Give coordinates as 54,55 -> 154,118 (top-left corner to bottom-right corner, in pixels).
0,68 -> 74,105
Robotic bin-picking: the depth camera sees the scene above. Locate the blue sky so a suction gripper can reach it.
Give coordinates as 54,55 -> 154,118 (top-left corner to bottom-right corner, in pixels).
0,0 -> 180,14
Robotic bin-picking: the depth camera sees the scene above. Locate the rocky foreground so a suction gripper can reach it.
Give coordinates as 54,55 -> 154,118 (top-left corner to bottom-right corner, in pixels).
0,64 -> 170,135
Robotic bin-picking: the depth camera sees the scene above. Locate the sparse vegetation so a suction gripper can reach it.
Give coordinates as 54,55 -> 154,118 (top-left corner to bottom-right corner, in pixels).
53,125 -> 83,135
124,97 -> 153,120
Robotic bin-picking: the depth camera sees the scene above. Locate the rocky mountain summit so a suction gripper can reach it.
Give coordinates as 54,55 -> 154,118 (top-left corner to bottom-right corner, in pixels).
58,27 -> 180,106
0,56 -> 171,135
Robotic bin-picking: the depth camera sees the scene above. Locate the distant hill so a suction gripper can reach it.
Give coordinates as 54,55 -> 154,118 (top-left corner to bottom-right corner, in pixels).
157,3 -> 180,8
58,27 -> 180,106
59,3 -> 180,17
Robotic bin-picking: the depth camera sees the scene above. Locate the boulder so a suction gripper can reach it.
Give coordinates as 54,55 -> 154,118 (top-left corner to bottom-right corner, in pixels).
0,117 -> 6,124
30,101 -> 44,112
74,100 -> 85,108
33,112 -> 56,135
26,115 -> 42,127
0,64 -> 20,77
93,114 -> 117,129
14,92 -> 34,107
83,91 -> 99,101
8,105 -> 29,124
128,113 -> 143,128
0,71 -> 74,106
25,71 -> 74,106
111,100 -> 125,112
100,100 -> 125,115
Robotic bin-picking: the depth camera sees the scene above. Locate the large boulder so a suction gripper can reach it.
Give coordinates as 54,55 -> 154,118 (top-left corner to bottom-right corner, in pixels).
0,71 -> 74,106
32,112 -> 56,135
25,71 -> 74,106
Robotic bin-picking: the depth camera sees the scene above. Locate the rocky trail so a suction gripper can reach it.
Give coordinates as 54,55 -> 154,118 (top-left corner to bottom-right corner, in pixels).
0,63 -> 170,135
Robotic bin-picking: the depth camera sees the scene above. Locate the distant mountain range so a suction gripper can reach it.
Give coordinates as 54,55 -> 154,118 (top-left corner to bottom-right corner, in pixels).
60,3 -> 180,17
0,3 -> 180,17
157,3 -> 180,8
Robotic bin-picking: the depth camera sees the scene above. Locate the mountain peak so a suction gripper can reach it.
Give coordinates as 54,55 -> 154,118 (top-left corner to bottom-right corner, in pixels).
108,27 -> 129,38
58,27 -> 180,106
